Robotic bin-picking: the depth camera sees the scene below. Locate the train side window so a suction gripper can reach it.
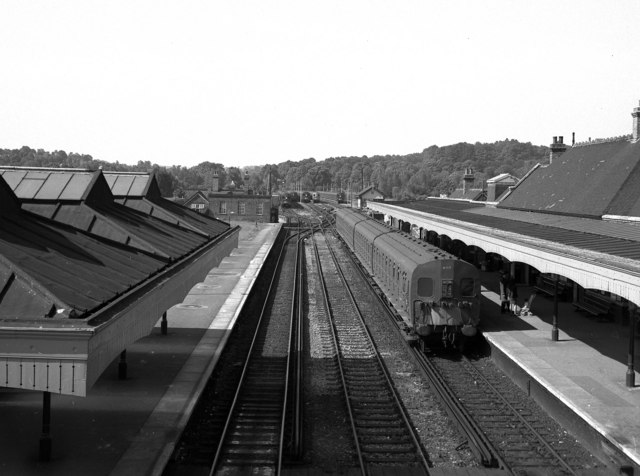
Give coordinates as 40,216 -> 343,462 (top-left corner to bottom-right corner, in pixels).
417,278 -> 433,297
460,278 -> 474,297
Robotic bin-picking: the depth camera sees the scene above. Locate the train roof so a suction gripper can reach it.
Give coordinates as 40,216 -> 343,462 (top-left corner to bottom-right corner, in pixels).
336,208 -> 456,266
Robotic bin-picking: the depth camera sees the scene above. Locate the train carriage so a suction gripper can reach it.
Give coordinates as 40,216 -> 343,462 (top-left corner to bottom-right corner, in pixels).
335,207 -> 480,349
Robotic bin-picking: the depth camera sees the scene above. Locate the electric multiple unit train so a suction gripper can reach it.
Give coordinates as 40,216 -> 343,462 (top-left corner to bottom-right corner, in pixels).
335,207 -> 481,349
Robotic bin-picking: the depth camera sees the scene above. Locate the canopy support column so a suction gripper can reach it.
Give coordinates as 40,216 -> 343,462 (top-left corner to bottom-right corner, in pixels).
39,391 -> 52,461
161,311 -> 168,335
118,350 -> 127,380
551,277 -> 559,342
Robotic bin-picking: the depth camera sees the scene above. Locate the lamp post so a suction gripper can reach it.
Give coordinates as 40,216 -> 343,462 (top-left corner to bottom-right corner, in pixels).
627,308 -> 636,387
551,276 -> 559,341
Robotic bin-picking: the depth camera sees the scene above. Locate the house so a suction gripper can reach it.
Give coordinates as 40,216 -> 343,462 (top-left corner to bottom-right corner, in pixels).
357,184 -> 385,208
183,170 -> 277,223
447,167 -> 487,201
486,173 -> 519,202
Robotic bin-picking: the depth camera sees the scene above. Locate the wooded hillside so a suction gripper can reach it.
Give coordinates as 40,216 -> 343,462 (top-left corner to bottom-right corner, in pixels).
0,139 -> 548,199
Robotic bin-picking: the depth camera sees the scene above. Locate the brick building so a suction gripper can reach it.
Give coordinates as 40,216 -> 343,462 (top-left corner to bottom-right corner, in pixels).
183,170 -> 277,223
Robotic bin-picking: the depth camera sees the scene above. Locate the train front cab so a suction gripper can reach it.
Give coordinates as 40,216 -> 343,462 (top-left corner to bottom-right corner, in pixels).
411,259 -> 481,350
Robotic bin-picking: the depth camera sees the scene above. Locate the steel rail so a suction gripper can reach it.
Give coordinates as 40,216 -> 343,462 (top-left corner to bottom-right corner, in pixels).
209,229 -> 302,476
320,224 -> 431,473
462,355 -> 577,475
311,229 -> 367,475
328,216 -> 504,471
413,350 -> 502,469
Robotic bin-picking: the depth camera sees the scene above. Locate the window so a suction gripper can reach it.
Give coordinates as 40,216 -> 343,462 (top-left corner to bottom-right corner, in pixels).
417,278 -> 433,297
219,201 -> 227,214
239,202 -> 246,215
442,280 -> 453,298
257,203 -> 264,215
190,203 -> 204,210
460,278 -> 475,297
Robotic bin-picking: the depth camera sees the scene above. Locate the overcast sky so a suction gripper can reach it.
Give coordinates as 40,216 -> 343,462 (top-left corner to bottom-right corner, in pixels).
2,1 -> 639,169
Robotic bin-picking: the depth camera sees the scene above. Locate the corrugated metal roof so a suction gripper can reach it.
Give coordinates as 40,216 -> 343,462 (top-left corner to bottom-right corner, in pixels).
396,199 -> 640,262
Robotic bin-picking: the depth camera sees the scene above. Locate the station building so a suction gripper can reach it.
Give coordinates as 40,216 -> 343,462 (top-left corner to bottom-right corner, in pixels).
182,170 -> 277,223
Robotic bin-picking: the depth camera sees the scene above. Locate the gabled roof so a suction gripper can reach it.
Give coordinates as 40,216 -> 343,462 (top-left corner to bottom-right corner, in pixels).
0,167 -> 112,205
183,190 -> 209,206
499,138 -> 640,218
0,179 -> 169,320
104,171 -> 161,199
487,173 -> 518,184
358,185 -> 385,198
0,167 -> 219,258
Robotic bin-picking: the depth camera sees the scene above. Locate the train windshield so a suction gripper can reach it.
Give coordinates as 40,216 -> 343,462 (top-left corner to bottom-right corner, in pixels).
460,278 -> 474,297
417,277 -> 433,297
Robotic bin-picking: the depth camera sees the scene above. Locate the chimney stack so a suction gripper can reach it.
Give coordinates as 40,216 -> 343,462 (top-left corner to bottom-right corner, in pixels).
549,136 -> 567,164
212,171 -> 219,192
462,167 -> 474,193
632,100 -> 640,141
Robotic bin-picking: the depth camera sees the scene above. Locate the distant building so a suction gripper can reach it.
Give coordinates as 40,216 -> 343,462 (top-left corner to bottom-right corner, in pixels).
183,170 -> 277,223
357,184 -> 385,208
486,173 -> 519,202
447,167 -> 487,201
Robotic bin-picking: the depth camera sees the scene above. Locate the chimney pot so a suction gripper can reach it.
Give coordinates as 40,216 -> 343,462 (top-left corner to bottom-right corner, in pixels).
559,136 -> 563,144
553,136 -> 557,143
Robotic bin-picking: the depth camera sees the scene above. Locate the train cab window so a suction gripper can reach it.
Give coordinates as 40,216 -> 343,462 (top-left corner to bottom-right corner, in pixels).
460,278 -> 475,297
417,278 -> 433,297
442,280 -> 453,298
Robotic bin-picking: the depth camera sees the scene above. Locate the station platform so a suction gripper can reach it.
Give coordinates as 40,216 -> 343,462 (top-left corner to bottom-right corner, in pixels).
479,271 -> 640,474
0,222 -> 281,476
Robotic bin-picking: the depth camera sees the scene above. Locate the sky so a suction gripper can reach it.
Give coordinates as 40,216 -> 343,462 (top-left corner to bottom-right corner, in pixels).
2,1 -> 640,169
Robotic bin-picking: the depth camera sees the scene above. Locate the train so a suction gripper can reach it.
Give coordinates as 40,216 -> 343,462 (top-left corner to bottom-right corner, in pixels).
311,192 -> 319,203
335,207 -> 481,350
280,192 -> 300,208
315,190 -> 347,204
301,191 -> 312,203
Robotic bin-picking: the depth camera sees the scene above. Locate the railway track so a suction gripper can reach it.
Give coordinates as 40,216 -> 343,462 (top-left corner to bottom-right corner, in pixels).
324,211 -> 601,475
208,230 -> 305,475
420,352 -> 585,475
312,227 -> 429,474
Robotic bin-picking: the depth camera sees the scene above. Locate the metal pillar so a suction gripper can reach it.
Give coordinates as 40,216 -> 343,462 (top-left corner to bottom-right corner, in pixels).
39,391 -> 52,461
161,311 -> 168,335
627,310 -> 636,387
118,350 -> 127,380
551,277 -> 559,341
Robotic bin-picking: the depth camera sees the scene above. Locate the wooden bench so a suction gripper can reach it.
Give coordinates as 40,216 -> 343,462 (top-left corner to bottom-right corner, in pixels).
535,275 -> 568,300
573,291 -> 612,319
